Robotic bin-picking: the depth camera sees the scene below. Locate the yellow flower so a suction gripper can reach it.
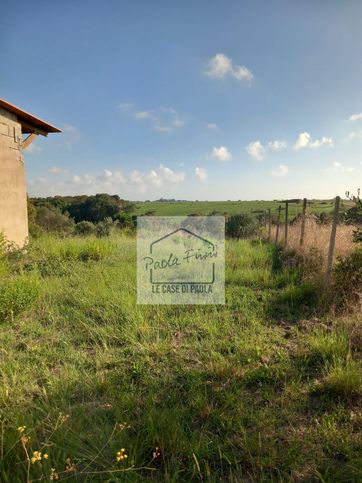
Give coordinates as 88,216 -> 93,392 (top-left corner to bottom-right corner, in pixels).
44,453 -> 49,459
116,448 -> 128,462
17,426 -> 26,433
31,450 -> 42,463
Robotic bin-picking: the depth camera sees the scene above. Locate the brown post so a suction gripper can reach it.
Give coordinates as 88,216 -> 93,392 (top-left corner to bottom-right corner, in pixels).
325,196 -> 341,283
299,198 -> 307,247
268,208 -> 271,241
284,200 -> 289,246
275,205 -> 281,243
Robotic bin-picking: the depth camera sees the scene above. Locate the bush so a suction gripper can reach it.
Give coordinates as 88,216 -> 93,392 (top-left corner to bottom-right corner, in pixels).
115,213 -> 136,229
0,277 -> 40,322
226,214 -> 256,238
96,217 -> 113,237
332,248 -> 362,309
74,221 -> 95,236
316,212 -> 332,225
275,246 -> 324,278
345,190 -> 362,243
35,206 -> 74,234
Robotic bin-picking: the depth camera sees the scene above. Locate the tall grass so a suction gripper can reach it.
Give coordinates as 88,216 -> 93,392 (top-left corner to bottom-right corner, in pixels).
270,217 -> 355,259
0,234 -> 361,481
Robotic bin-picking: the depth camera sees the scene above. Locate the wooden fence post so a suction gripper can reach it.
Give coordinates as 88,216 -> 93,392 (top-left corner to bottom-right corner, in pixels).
325,196 -> 341,283
284,200 -> 289,246
299,198 -> 307,247
268,208 -> 271,241
275,205 -> 281,243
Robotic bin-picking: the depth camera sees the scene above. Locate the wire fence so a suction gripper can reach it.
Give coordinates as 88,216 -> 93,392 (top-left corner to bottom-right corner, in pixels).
265,197 -> 356,282
229,197 -> 356,283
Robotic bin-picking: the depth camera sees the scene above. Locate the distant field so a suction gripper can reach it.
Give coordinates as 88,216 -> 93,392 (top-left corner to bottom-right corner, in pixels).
134,199 -> 349,218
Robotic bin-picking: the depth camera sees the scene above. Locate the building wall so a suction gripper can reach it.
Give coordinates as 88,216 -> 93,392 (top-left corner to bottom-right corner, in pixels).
0,108 -> 29,248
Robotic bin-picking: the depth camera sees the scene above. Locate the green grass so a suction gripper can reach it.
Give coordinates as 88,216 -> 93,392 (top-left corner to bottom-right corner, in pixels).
0,234 -> 361,482
134,199 -> 350,218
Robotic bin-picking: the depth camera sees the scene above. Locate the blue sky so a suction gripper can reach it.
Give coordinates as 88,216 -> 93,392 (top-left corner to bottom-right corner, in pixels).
1,0 -> 362,200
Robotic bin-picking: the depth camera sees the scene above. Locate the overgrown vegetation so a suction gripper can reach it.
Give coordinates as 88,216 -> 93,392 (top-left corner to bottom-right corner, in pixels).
28,195 -> 136,239
345,189 -> 362,243
0,232 -> 361,481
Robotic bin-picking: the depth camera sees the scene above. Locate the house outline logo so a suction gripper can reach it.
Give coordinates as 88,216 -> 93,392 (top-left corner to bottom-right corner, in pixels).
149,227 -> 216,285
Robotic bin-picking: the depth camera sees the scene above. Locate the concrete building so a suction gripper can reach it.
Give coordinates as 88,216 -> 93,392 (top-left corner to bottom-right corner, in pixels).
0,99 -> 61,247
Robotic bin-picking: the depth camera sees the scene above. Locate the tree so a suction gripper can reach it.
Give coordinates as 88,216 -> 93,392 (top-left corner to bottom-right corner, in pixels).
225,213 -> 256,238
67,194 -> 122,223
345,190 -> 362,243
35,206 -> 74,233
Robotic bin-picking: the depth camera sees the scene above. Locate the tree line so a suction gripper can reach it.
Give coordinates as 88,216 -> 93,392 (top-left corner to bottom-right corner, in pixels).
28,194 -> 136,236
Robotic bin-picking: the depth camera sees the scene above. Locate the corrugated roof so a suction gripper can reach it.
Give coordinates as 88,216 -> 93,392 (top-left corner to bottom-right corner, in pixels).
0,98 -> 61,134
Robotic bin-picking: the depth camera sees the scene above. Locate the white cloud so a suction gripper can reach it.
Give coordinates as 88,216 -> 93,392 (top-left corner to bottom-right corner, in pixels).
294,132 -> 311,149
195,166 -> 208,181
294,132 -> 333,150
118,102 -> 134,112
49,166 -> 69,174
29,164 -> 185,196
171,119 -> 186,128
346,130 -> 362,141
268,140 -> 287,150
329,162 -> 354,173
349,112 -> 362,122
134,111 -> 153,119
271,164 -> 289,176
232,65 -> 253,81
245,139 -> 286,160
205,53 -> 253,82
210,146 -> 231,162
309,137 -> 334,148
121,104 -> 186,133
204,122 -> 218,130
246,141 -> 265,160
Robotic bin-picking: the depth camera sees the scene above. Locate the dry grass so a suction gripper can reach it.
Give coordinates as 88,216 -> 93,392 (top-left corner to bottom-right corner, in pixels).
270,216 -> 355,259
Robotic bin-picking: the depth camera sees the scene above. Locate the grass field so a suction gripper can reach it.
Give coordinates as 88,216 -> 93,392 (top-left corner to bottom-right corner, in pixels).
134,200 -> 350,218
0,234 -> 361,481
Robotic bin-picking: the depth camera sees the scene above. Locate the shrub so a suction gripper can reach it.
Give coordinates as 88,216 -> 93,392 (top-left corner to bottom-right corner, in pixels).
273,246 -> 324,279
115,213 -> 136,229
345,190 -> 362,243
352,227 -> 362,243
226,214 -> 256,238
316,212 -> 332,225
96,217 -> 113,237
332,248 -> 362,309
74,221 -> 95,236
0,277 -> 40,322
35,206 -> 74,234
